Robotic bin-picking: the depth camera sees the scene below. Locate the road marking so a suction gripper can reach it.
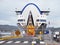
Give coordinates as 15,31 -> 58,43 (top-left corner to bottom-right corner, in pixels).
40,41 -> 45,44
0,41 -> 5,44
0,40 -> 46,44
6,41 -> 13,43
32,41 -> 36,44
23,41 -> 28,43
14,41 -> 21,43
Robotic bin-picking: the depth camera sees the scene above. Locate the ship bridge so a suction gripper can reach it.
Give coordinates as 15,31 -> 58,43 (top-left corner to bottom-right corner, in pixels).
16,3 -> 50,27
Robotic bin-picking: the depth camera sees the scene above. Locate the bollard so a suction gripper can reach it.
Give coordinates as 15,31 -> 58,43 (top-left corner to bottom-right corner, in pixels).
46,43 -> 48,45
32,43 -> 34,45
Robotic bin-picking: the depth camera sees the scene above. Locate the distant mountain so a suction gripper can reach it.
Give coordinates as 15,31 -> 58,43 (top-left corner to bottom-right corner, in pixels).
0,25 -> 18,31
0,25 -> 60,31
47,27 -> 60,31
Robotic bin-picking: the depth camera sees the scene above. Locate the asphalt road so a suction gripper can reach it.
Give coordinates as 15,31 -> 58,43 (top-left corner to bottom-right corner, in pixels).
0,36 -> 58,45
0,37 -> 42,45
0,37 -> 60,45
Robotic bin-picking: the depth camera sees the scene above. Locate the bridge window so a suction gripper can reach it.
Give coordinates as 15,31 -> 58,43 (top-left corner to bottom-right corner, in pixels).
36,19 -> 39,21
18,19 -> 25,21
36,19 -> 46,22
40,20 -> 46,22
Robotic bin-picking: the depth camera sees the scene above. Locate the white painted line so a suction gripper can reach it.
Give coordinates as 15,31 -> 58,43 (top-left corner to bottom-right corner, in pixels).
23,41 -> 28,43
6,41 -> 13,43
32,41 -> 36,44
40,41 -> 45,44
0,41 -> 5,44
14,41 -> 20,43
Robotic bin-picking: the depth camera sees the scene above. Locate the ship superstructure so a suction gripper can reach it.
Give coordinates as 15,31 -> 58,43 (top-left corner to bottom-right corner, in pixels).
15,3 -> 50,36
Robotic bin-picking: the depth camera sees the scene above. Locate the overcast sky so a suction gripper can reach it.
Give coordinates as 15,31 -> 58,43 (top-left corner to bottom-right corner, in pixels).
0,0 -> 60,28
